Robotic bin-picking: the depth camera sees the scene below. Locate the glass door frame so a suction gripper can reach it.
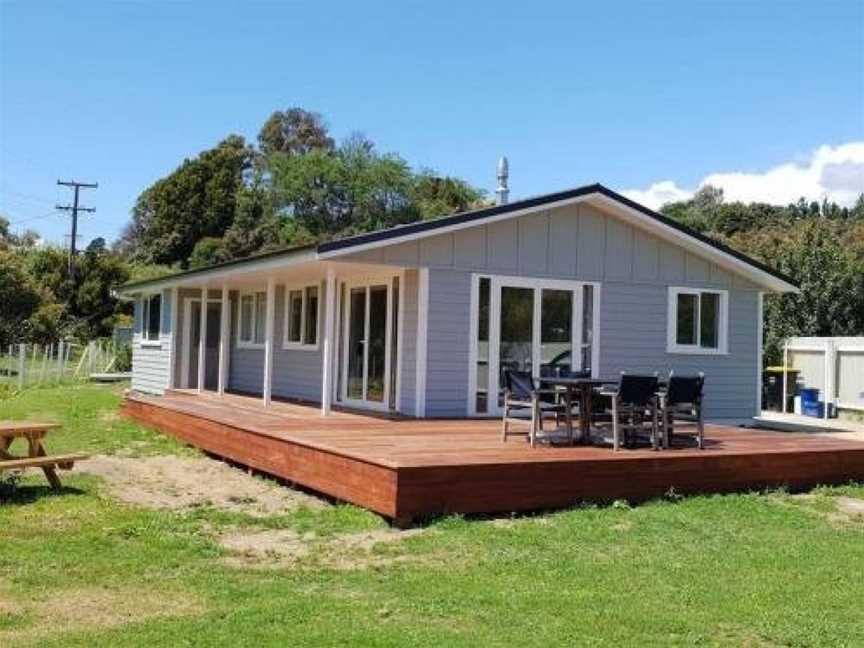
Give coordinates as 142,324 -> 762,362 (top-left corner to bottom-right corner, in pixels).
180,296 -> 222,390
468,274 -> 601,417
337,271 -> 402,412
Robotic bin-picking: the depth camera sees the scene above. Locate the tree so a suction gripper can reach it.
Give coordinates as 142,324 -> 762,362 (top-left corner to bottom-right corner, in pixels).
258,108 -> 334,157
121,135 -> 254,266
21,240 -> 131,341
220,184 -> 281,259
189,237 -> 227,269
728,221 -> 864,363
0,251 -> 43,346
268,134 -> 417,239
411,171 -> 486,219
73,240 -> 130,339
0,215 -> 40,250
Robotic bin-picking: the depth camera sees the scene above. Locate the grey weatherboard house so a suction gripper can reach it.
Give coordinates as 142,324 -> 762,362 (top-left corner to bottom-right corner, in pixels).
118,183 -> 798,421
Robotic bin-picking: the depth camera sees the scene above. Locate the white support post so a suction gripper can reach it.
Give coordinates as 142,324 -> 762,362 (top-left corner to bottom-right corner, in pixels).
168,287 -> 179,388
756,291 -> 763,416
197,286 -> 207,393
321,268 -> 336,415
414,267 -> 429,418
218,284 -> 230,395
262,277 -> 276,406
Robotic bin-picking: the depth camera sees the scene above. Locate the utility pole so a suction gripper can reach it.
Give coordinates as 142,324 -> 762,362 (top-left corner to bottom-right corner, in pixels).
56,179 -> 97,275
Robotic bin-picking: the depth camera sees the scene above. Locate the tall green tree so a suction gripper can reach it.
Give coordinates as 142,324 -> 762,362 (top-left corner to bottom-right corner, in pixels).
0,250 -> 43,347
122,135 -> 253,266
411,171 -> 486,219
258,108 -> 334,157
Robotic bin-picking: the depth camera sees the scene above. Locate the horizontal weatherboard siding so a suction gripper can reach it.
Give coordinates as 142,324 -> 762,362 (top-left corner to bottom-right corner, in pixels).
131,289 -> 173,394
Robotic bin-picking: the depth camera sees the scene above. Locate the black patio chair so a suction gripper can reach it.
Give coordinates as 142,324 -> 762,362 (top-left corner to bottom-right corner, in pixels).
661,373 -> 705,449
597,374 -> 660,451
501,370 -> 566,447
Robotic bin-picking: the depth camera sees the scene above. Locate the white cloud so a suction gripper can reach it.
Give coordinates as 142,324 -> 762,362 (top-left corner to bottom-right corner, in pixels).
621,142 -> 864,210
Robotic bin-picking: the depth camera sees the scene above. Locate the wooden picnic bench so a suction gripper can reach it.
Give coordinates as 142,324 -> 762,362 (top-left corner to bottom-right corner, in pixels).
0,421 -> 88,490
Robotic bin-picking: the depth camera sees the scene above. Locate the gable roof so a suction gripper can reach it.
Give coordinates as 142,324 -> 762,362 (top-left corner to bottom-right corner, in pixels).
119,182 -> 799,294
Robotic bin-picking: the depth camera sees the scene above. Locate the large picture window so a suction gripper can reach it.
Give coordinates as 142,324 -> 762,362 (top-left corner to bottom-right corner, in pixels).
667,287 -> 728,354
238,291 -> 267,347
142,293 -> 162,343
283,283 -> 320,349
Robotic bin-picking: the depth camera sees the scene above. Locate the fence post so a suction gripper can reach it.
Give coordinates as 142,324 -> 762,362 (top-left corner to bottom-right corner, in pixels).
18,344 -> 25,389
39,344 -> 50,384
57,340 -> 65,383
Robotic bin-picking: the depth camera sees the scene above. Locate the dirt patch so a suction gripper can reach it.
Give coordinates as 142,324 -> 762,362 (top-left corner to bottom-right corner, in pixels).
79,455 -> 325,516
218,527 -> 425,570
0,586 -> 205,644
779,493 -> 864,529
219,528 -> 313,567
836,497 -> 864,516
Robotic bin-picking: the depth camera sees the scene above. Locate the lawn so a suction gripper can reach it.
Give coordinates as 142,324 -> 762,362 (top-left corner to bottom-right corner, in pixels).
2,384 -> 863,647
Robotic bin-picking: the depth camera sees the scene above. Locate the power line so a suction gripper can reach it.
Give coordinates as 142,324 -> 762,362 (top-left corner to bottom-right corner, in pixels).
56,179 -> 98,275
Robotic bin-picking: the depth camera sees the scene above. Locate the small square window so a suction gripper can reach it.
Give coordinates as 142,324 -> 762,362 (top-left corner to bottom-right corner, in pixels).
668,288 -> 727,354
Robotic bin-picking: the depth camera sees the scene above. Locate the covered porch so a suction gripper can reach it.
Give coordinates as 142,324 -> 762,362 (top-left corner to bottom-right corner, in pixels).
122,389 -> 864,524
163,255 -> 419,417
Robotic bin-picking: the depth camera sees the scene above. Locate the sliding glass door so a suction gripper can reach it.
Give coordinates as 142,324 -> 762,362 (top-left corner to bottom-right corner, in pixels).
471,275 -> 599,416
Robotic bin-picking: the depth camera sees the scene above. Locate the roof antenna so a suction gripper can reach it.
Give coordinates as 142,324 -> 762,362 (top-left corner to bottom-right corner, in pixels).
496,156 -> 509,205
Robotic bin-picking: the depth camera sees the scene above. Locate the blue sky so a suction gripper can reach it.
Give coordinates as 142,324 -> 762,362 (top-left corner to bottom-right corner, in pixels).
1,1 -> 862,246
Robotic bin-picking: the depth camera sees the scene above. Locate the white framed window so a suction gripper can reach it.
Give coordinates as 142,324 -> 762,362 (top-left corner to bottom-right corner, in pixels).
667,287 -> 728,355
283,283 -> 320,350
141,293 -> 162,345
237,290 -> 267,348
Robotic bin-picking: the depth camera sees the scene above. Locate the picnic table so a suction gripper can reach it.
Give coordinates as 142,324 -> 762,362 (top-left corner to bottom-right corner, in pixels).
0,421 -> 87,490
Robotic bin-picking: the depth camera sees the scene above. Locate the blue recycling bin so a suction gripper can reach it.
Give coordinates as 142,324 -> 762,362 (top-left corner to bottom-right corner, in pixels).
800,388 -> 819,405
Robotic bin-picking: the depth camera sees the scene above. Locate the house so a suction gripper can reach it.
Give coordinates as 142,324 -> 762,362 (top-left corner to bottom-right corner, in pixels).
118,183 -> 798,422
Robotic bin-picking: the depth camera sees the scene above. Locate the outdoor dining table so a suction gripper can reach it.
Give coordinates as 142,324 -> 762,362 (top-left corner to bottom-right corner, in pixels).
537,377 -> 616,444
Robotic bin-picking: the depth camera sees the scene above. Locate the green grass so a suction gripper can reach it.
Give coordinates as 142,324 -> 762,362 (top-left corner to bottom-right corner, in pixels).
1,384 -> 863,646
0,382 -> 194,457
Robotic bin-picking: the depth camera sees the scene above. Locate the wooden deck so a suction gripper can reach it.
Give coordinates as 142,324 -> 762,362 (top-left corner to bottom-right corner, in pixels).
122,390 -> 864,524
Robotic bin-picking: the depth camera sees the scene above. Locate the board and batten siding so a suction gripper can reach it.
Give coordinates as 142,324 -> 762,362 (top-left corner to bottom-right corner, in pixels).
344,201 -> 762,419
131,288 -> 174,394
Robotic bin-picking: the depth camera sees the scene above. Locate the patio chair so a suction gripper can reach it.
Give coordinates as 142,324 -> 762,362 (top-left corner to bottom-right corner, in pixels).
661,373 -> 705,449
501,370 -> 566,447
597,374 -> 660,451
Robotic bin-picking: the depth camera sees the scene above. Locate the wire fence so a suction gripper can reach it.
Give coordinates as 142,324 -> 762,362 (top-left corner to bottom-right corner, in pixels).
0,340 -> 123,391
